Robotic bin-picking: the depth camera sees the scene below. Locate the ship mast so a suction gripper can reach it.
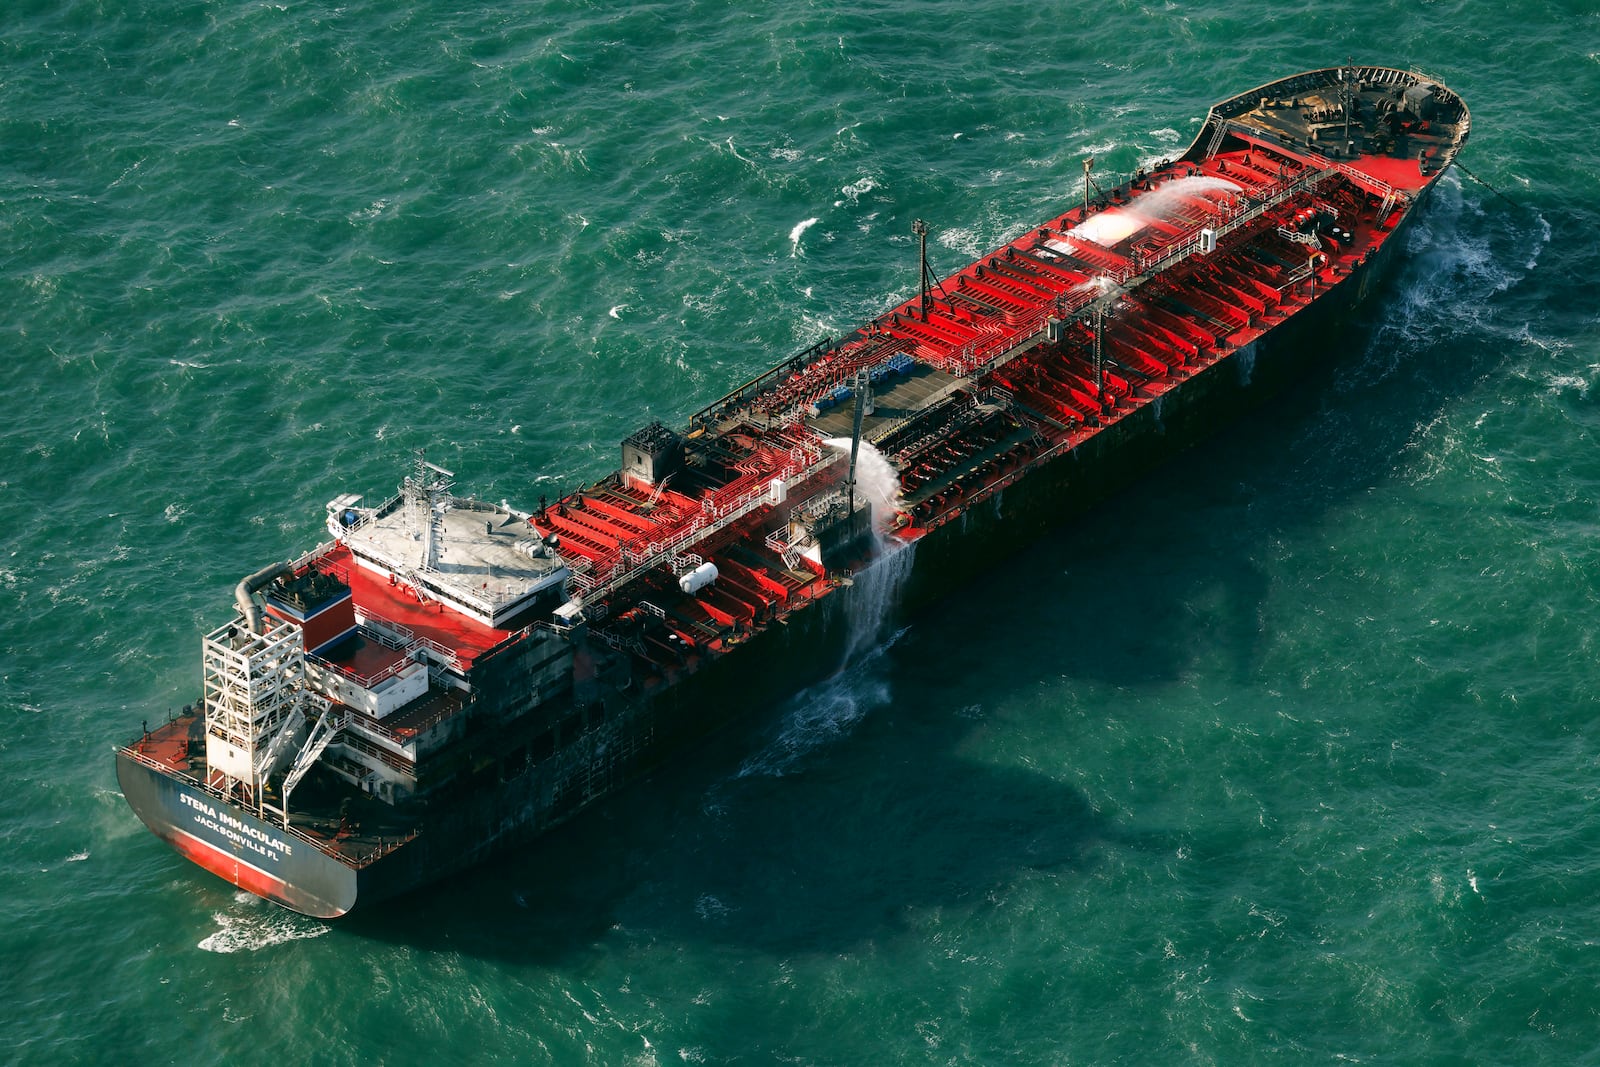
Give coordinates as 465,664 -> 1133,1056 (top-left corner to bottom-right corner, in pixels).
913,218 -> 930,319
404,450 -> 456,571
846,366 -> 870,515
1093,303 -> 1105,396
1340,58 -> 1355,157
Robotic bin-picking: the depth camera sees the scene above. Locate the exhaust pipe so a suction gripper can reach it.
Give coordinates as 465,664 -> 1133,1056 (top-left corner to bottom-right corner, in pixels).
235,561 -> 292,634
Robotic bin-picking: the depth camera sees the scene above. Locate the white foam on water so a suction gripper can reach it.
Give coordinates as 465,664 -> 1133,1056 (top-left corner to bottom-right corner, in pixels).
840,176 -> 878,204
198,903 -> 330,954
1545,371 -> 1590,398
936,225 -> 986,259
694,894 -> 730,921
789,217 -> 820,257
1345,174 -> 1550,388
735,624 -> 907,780
795,311 -> 837,342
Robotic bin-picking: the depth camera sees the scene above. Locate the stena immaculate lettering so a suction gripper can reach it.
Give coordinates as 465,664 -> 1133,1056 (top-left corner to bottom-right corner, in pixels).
179,791 -> 294,859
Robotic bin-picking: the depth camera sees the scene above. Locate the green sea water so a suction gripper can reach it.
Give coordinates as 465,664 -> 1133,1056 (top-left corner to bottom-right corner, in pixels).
3,0 -> 1596,1062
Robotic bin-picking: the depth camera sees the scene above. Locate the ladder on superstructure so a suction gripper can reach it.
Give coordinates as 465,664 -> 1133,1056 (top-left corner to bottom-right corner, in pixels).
764,528 -> 804,571
397,563 -> 434,605
1204,119 -> 1231,160
280,704 -> 345,814
647,473 -> 674,508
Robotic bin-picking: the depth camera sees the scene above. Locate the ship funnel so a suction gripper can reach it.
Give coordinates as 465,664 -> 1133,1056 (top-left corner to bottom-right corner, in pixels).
236,561 -> 293,634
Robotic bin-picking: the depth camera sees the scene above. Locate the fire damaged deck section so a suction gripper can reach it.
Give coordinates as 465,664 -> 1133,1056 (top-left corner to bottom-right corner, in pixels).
119,66 -> 1469,916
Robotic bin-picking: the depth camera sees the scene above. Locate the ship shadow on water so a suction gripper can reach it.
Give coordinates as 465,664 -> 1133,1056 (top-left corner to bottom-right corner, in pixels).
345,184 -> 1537,959
986,183 -> 1543,691
345,639 -> 1117,961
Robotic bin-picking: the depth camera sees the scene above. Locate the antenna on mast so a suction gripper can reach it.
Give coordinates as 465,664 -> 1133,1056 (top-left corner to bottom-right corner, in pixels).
404,449 -> 456,571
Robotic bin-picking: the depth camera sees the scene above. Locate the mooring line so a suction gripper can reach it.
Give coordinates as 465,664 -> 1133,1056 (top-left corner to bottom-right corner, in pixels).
1455,159 -> 1529,213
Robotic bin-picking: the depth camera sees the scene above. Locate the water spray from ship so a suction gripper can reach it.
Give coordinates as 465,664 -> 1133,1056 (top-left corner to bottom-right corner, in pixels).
1123,174 -> 1242,222
1067,174 -> 1243,248
743,434 -> 912,779
824,434 -> 916,663
112,66 -> 1474,917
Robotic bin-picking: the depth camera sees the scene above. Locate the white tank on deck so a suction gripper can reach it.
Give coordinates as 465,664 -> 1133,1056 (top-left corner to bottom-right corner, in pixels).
679,561 -> 719,595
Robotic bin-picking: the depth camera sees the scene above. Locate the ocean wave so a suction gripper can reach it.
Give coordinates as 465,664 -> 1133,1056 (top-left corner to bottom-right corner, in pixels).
734,651 -> 894,780
1343,175 -> 1550,389
837,175 -> 879,206
788,216 -> 820,257
198,900 -> 331,954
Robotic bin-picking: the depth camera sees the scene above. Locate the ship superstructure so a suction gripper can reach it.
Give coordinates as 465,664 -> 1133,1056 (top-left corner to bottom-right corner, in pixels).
119,66 -> 1470,916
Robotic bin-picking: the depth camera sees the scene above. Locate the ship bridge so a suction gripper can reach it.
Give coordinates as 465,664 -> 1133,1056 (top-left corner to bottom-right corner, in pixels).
327,456 -> 568,630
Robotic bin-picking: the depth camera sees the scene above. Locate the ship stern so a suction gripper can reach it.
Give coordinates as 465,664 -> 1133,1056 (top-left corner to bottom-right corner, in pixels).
117,748 -> 358,919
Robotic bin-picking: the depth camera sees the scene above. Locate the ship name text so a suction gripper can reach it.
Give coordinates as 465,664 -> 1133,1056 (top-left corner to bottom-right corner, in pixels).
179,793 -> 294,859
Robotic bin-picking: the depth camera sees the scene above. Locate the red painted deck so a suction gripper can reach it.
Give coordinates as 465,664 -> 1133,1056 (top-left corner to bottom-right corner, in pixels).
325,632 -> 411,683
314,543 -> 509,667
1344,153 -> 1426,192
131,717 -> 195,774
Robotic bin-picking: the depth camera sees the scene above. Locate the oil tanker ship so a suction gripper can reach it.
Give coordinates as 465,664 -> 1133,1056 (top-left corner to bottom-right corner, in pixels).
118,66 -> 1469,917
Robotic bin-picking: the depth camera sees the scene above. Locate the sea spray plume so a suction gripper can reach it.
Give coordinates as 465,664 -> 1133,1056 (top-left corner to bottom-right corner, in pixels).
842,539 -> 917,664
1070,175 -> 1242,247
735,438 -> 914,777
824,436 -> 913,661
823,436 -> 904,528
1070,274 -> 1118,298
1123,175 -> 1243,223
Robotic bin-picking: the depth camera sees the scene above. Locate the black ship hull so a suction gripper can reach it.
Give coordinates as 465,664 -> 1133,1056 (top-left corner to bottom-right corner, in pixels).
119,176 -> 1432,916
117,749 -> 358,918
